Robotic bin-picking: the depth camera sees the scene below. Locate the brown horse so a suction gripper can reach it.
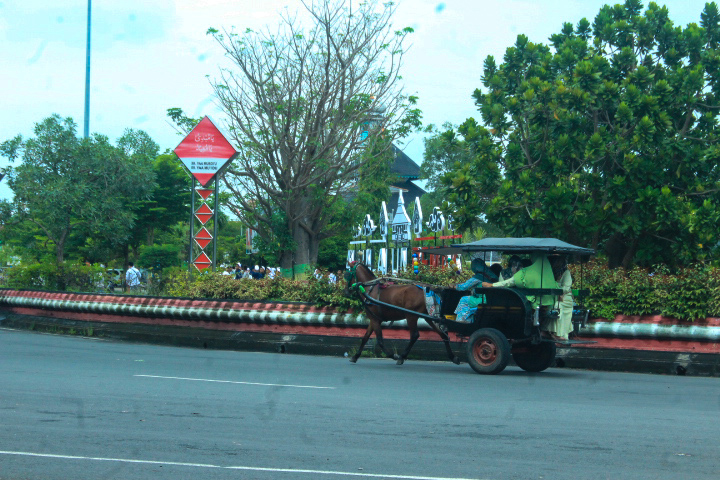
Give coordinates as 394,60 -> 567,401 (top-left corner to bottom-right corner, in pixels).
346,262 -> 460,365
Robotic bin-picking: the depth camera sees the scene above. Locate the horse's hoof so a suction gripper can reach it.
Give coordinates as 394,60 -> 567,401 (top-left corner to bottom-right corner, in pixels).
396,357 -> 405,365
392,354 -> 400,361
349,356 -> 358,363
452,356 -> 461,365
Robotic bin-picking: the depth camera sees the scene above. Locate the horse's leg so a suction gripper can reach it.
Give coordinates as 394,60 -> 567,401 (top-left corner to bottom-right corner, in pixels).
350,323 -> 374,363
372,319 -> 400,361
426,319 -> 461,365
396,316 -> 420,365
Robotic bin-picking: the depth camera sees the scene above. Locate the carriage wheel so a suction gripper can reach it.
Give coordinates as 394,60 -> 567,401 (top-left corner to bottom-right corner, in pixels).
511,341 -> 556,373
466,328 -> 510,375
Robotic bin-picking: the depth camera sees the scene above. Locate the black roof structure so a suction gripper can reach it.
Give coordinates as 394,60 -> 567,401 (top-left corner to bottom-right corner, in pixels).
451,238 -> 595,255
415,238 -> 595,256
391,145 -> 421,179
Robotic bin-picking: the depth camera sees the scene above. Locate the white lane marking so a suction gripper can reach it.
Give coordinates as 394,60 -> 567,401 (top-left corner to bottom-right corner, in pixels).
0,451 -> 484,480
134,374 -> 335,389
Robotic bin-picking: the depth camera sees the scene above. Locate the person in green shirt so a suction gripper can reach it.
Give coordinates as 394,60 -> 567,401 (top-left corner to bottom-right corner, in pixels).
482,252 -> 566,339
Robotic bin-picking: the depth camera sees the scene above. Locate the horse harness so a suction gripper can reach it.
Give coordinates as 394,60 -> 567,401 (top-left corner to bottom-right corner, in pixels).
346,264 -> 393,323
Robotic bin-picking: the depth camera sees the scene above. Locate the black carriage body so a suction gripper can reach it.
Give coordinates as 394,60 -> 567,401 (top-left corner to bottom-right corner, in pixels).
438,287 -> 535,339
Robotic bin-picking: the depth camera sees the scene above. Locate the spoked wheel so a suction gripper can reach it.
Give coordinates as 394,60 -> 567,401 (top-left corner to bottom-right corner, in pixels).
466,328 -> 510,375
512,341 -> 556,372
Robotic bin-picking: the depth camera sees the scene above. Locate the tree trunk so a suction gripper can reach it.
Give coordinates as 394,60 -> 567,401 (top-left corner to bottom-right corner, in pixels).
605,233 -> 626,269
292,224 -> 312,279
620,237 -> 640,270
308,235 -> 320,266
278,251 -> 293,272
123,244 -> 130,270
55,241 -> 64,264
147,226 -> 155,246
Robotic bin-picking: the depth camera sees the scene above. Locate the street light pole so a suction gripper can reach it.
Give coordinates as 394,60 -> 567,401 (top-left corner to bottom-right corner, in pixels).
84,0 -> 92,138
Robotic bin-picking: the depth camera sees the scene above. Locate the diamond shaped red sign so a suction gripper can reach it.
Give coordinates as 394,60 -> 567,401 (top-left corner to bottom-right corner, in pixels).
174,117 -> 238,187
195,204 -> 213,225
194,252 -> 212,271
194,227 -> 213,249
196,188 -> 213,200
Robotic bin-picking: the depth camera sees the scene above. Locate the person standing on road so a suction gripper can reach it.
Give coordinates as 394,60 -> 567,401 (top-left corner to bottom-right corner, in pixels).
126,262 -> 141,292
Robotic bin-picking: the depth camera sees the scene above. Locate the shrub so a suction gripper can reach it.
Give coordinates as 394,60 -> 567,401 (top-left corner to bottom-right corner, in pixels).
5,262 -> 107,292
6,259 -> 720,322
575,260 -> 720,321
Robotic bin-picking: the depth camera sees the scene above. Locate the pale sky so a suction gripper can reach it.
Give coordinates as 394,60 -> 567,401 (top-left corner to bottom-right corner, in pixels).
0,0 -> 712,200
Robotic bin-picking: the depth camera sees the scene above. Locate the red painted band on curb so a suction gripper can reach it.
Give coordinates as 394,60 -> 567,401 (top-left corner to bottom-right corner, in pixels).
573,336 -> 720,354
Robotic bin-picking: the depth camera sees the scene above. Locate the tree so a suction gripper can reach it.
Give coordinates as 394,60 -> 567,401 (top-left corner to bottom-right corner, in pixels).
439,0 -> 720,268
132,154 -> 191,246
0,115 -> 156,263
206,0 -> 421,277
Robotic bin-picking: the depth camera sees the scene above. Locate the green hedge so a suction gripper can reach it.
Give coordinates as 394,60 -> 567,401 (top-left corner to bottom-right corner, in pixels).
577,261 -> 720,321
3,261 -> 719,321
3,263 -> 108,292
159,265 -> 470,312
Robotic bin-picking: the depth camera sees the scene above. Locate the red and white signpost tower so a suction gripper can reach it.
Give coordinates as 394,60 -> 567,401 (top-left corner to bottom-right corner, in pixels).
174,117 -> 238,272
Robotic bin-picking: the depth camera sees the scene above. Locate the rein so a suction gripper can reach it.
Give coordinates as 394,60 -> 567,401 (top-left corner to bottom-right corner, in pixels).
355,275 -> 443,290
347,262 -> 445,293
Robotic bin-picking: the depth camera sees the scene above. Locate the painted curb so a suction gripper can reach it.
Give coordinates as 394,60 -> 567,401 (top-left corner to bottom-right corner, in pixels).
2,292 -> 720,342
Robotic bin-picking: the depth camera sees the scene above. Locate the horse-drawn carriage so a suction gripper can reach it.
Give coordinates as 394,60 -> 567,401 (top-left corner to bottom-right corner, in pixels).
346,237 -> 595,375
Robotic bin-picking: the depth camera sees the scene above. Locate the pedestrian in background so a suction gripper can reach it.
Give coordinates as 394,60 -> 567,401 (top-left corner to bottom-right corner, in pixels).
126,262 -> 141,292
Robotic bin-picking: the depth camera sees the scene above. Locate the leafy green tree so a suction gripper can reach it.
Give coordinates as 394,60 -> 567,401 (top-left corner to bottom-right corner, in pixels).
205,0 -> 421,277
133,154 -> 191,246
139,244 -> 182,271
440,0 -> 720,268
0,115 -> 155,263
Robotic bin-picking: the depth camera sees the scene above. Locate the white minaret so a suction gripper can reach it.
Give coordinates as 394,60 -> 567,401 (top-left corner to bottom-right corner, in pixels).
391,191 -> 411,243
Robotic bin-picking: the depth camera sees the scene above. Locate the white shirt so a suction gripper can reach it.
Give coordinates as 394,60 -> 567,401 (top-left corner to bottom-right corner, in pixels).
126,267 -> 141,287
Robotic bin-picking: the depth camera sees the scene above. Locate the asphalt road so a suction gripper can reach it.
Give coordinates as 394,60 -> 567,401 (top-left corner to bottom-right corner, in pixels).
1,328 -> 719,480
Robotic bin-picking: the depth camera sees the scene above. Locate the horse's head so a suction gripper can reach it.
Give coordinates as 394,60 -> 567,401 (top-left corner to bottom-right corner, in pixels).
343,261 -> 375,296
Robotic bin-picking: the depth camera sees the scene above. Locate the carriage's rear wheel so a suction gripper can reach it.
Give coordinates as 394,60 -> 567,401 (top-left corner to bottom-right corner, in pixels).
511,341 -> 556,372
466,328 -> 510,375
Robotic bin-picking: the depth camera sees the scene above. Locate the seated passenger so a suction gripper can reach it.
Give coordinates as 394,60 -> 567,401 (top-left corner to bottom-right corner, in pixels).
482,252 -> 558,308
454,258 -> 498,322
499,255 -> 523,281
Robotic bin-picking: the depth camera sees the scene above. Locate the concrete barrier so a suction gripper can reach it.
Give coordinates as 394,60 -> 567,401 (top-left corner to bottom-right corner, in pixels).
1,289 -> 719,376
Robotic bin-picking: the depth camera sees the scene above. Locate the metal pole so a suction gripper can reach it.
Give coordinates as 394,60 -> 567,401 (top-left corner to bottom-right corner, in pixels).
212,178 -> 219,272
83,0 -> 91,138
189,178 -> 196,274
